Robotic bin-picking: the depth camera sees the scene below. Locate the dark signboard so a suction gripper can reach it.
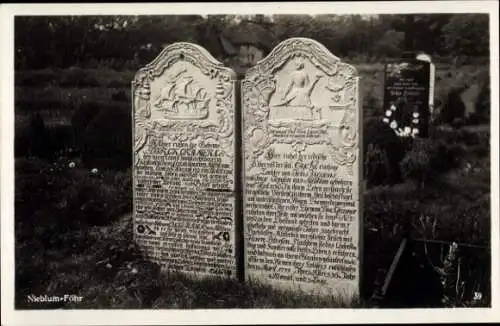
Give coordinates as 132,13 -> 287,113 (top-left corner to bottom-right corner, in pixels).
383,60 -> 431,138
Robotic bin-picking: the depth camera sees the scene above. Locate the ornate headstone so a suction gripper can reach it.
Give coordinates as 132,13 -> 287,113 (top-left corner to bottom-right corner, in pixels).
133,43 -> 237,278
383,55 -> 433,138
242,38 -> 362,299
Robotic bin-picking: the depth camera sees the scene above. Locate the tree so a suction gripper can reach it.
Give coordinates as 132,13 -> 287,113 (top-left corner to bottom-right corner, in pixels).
441,14 -> 489,57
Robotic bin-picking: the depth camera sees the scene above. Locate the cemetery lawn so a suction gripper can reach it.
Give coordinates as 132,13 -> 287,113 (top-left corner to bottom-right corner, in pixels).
14,65 -> 491,308
16,213 -> 365,309
15,124 -> 490,308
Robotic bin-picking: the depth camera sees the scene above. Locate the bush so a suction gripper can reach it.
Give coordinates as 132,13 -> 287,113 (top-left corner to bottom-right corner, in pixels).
454,128 -> 489,147
15,99 -> 73,112
107,79 -> 131,88
451,117 -> 465,129
400,138 -> 464,191
400,142 -> 431,193
429,140 -> 463,173
18,112 -> 51,158
82,103 -> 132,170
46,124 -> 76,157
475,80 -> 490,122
15,112 -> 75,159
363,117 -> 407,185
111,89 -> 129,102
64,170 -> 131,226
15,157 -> 132,234
365,144 -> 391,186
15,69 -> 60,87
15,125 -> 31,157
60,67 -> 100,87
71,102 -> 102,150
440,89 -> 466,124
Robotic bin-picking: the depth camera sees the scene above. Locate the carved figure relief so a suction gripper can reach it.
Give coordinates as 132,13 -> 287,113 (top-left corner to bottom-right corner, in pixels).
271,58 -> 324,121
242,38 -> 361,299
243,37 -> 360,171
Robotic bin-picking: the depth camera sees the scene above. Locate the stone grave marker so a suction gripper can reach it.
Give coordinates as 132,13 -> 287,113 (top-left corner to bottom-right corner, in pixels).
242,38 -> 362,299
383,56 -> 433,138
415,52 -> 436,119
132,43 -> 238,278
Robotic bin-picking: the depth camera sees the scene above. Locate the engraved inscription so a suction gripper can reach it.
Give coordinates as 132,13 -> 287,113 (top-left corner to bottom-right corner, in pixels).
243,38 -> 362,298
133,42 -> 237,278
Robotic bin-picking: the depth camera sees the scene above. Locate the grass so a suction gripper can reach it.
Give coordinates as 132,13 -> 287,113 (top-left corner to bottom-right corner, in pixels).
13,65 -> 492,309
14,64 -> 489,114
16,212 -> 366,309
14,125 -> 491,308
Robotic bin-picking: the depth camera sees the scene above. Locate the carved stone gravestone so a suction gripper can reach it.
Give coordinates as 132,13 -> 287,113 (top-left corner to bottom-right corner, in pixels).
242,38 -> 362,299
133,43 -> 238,278
383,56 -> 433,138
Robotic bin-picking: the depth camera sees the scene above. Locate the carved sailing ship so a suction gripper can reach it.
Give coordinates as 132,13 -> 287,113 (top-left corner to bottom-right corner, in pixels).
153,69 -> 211,120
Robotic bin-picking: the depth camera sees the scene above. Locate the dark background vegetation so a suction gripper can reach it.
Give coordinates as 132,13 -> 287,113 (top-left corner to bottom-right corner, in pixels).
14,14 -> 491,309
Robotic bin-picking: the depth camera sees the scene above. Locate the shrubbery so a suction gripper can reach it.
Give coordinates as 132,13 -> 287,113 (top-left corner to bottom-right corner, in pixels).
363,117 -> 407,186
111,89 -> 129,102
82,104 -> 132,170
15,157 -> 132,234
15,113 -> 75,159
59,66 -> 101,87
364,144 -> 391,186
15,69 -> 61,87
70,102 -> 102,151
399,138 -> 464,192
15,69 -> 135,88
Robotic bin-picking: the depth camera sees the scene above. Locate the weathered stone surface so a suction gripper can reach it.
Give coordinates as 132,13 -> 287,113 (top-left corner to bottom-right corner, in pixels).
242,38 -> 362,299
133,42 -> 237,278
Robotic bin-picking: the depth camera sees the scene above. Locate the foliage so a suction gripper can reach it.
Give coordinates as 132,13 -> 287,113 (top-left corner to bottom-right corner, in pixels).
399,141 -> 432,192
60,66 -> 101,87
81,104 -> 132,170
363,117 -> 407,185
365,144 -> 391,186
439,88 -> 466,124
12,14 -> 492,308
15,14 -> 490,70
440,15 -> 489,58
111,89 -> 129,102
15,157 -> 132,232
15,113 -> 74,159
473,78 -> 491,123
70,101 -> 102,150
16,68 -> 135,88
14,119 -> 491,309
15,68 -> 61,86
400,137 -> 464,191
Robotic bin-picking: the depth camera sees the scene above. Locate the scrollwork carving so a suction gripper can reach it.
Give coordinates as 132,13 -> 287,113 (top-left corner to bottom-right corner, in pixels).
132,42 -> 236,166
243,37 -> 360,170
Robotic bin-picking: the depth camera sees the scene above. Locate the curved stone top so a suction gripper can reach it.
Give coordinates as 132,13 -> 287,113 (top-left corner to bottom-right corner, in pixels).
133,42 -> 237,86
245,37 -> 358,80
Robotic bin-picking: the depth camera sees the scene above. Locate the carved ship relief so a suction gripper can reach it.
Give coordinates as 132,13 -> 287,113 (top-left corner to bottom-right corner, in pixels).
132,42 -> 236,166
153,66 -> 211,120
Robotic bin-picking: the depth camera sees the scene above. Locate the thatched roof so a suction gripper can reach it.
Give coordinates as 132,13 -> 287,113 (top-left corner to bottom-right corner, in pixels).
220,21 -> 274,54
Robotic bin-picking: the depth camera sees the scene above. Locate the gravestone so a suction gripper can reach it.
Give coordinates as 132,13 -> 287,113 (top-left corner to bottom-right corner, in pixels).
415,52 -> 436,119
132,43 -> 238,278
242,38 -> 362,299
383,57 -> 433,138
